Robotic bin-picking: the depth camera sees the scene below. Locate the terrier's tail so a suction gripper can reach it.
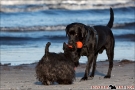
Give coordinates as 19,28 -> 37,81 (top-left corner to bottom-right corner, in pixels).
45,42 -> 51,57
107,8 -> 114,28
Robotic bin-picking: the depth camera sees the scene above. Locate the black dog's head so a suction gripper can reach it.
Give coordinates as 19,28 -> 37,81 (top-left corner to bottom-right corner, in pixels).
65,23 -> 90,66
63,42 -> 80,67
65,23 -> 88,45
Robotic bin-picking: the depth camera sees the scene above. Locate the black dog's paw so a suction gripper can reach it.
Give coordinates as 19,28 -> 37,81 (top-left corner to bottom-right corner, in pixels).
104,75 -> 111,78
80,77 -> 88,81
89,76 -> 94,80
89,74 -> 94,80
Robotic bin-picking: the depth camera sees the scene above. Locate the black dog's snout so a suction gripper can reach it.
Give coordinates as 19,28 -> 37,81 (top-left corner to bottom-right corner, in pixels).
68,40 -> 74,45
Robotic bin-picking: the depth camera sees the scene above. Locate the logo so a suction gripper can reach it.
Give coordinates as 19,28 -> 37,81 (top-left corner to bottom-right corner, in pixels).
90,85 -> 134,89
109,85 -> 116,89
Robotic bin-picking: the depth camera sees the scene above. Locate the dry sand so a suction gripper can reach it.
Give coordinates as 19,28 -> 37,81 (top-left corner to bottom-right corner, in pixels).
0,60 -> 135,90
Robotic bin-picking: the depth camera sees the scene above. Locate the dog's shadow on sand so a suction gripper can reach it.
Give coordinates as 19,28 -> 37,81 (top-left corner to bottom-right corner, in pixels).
34,81 -> 42,85
76,70 -> 105,77
34,81 -> 59,85
34,70 -> 105,85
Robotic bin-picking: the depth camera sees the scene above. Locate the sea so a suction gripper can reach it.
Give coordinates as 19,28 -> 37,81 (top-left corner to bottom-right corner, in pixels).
0,0 -> 135,65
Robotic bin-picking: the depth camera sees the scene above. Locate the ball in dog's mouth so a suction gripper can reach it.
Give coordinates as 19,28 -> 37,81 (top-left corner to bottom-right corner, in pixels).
76,41 -> 83,48
68,41 -> 83,48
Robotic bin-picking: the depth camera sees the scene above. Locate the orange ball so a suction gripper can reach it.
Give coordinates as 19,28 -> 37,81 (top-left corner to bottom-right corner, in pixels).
76,41 -> 83,48
67,41 -> 83,48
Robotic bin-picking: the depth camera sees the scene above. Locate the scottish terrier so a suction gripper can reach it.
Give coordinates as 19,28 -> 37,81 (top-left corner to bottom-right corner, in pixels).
35,42 -> 77,85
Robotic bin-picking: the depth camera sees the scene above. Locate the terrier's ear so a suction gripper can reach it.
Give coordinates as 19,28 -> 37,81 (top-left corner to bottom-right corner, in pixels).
63,42 -> 67,50
65,27 -> 69,37
45,42 -> 51,56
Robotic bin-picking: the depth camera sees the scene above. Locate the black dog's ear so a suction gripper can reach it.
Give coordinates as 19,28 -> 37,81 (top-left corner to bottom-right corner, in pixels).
81,25 -> 87,38
86,26 -> 94,35
81,29 -> 85,38
89,26 -> 96,35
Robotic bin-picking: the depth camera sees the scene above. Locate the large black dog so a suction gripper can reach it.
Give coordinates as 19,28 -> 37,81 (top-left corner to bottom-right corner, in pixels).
65,8 -> 115,81
36,42 -> 76,85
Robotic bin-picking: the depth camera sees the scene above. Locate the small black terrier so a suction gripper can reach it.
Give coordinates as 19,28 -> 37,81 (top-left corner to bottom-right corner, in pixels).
35,42 -> 77,85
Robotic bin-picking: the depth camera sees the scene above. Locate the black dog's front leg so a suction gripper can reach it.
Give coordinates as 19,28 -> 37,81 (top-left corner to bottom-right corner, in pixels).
80,54 -> 94,81
89,53 -> 98,79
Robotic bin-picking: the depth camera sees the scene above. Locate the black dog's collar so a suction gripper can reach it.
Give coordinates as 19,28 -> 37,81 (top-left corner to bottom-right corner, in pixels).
91,26 -> 98,45
85,26 -> 98,46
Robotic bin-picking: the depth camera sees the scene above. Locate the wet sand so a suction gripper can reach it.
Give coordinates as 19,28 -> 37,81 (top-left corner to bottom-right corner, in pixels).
0,60 -> 134,90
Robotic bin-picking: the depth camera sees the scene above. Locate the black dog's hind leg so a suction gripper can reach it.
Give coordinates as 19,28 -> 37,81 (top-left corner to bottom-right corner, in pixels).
104,46 -> 114,78
80,54 -> 94,81
89,53 -> 98,79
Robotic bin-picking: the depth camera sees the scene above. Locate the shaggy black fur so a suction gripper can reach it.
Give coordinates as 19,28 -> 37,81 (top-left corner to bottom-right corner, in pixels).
35,42 -> 76,85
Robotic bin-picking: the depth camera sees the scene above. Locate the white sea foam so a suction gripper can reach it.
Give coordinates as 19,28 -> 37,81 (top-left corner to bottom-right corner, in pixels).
1,41 -> 134,65
1,0 -> 135,11
1,0 -> 133,5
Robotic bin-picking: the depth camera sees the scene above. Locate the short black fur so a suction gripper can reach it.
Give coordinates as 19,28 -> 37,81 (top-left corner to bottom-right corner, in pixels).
65,8 -> 115,81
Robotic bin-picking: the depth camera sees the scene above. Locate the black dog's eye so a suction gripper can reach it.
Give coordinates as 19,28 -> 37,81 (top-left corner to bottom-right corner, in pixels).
69,31 -> 78,37
69,31 -> 75,35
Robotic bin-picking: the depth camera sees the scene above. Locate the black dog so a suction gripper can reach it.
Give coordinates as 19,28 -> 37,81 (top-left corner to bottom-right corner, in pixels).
65,8 -> 115,81
35,42 -> 76,85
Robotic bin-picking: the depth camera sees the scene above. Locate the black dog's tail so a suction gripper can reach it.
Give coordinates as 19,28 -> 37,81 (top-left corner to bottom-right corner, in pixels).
107,8 -> 114,28
45,42 -> 51,57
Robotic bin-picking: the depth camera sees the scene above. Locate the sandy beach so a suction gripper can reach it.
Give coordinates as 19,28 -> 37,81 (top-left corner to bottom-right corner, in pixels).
0,60 -> 134,90
0,0 -> 135,90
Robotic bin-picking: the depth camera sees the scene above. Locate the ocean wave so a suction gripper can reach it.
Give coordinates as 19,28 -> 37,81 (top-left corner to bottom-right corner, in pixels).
0,22 -> 134,31
1,33 -> 134,40
1,0 -> 135,12
115,34 -> 135,41
0,35 -> 67,45
0,25 -> 66,31
0,33 -> 134,46
1,6 -> 134,27
113,22 -> 135,29
0,35 -> 67,41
